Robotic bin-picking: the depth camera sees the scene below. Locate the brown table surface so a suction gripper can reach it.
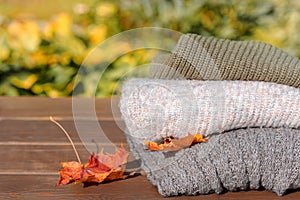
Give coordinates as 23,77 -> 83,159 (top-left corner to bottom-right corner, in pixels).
1,96 -> 300,200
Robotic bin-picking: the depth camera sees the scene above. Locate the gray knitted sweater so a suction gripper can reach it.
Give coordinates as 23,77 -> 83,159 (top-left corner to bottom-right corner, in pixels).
125,128 -> 300,197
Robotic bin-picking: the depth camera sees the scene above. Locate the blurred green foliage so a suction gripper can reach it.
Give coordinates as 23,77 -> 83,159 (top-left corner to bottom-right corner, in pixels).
0,0 -> 299,97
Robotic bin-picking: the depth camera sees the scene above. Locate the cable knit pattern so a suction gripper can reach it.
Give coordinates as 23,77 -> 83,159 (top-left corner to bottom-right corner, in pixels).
125,128 -> 300,197
150,34 -> 300,88
120,78 -> 300,142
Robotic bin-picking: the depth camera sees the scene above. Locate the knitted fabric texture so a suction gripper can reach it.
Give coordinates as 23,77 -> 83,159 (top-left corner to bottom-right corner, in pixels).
120,78 -> 300,142
119,78 -> 300,196
120,34 -> 300,197
150,34 -> 300,88
125,127 -> 300,197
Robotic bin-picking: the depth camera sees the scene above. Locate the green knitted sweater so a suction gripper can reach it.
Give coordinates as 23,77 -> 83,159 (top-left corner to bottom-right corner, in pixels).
150,34 -> 300,87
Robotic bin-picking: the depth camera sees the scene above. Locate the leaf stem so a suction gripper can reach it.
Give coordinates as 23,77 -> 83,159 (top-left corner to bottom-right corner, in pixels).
49,116 -> 82,164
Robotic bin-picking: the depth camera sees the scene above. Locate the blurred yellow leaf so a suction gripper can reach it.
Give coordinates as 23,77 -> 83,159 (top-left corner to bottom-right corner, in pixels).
10,74 -> 38,90
88,24 -> 107,45
0,30 -> 10,61
96,3 -> 117,17
32,84 -> 43,94
53,13 -> 72,37
253,27 -> 284,48
26,50 -> 48,68
46,89 -> 61,97
7,20 -> 41,52
42,21 -> 55,40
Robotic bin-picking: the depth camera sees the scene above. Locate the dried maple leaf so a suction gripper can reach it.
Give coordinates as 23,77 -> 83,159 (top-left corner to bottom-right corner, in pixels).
145,134 -> 208,151
57,145 -> 129,185
50,116 -> 129,185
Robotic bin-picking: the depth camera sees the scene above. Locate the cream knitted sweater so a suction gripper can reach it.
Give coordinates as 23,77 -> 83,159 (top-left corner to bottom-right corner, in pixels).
120,78 -> 300,142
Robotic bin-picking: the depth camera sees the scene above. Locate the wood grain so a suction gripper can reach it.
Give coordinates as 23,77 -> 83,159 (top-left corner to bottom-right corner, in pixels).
0,97 -> 121,120
0,97 -> 299,199
0,119 -> 126,143
2,175 -> 299,200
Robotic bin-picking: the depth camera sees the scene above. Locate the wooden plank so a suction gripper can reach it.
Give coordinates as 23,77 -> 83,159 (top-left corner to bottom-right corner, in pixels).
0,118 -> 131,173
0,119 -> 126,143
0,144 -> 135,173
1,175 -> 299,200
0,97 -> 121,120
0,144 -> 91,173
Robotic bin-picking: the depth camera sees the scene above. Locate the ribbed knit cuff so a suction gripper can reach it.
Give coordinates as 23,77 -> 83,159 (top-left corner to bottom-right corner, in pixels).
150,34 -> 300,88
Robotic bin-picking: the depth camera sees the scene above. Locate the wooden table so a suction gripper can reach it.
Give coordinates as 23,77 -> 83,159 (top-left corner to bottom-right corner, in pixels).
1,97 -> 300,200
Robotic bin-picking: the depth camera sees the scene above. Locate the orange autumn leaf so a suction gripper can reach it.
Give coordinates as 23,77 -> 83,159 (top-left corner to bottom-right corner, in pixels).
193,133 -> 209,143
145,141 -> 165,151
50,116 -> 130,186
145,134 -> 208,152
57,144 -> 129,185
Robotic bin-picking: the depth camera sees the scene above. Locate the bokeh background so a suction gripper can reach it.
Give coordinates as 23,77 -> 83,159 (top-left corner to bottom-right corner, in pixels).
0,0 -> 299,97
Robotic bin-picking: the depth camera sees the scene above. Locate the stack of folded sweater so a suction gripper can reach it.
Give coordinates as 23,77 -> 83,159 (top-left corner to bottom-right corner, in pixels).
119,34 -> 300,197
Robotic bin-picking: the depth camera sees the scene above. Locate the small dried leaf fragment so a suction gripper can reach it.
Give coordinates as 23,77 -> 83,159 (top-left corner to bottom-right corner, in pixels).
96,145 -> 128,169
58,162 -> 84,185
145,134 -> 208,152
57,144 -> 129,185
144,141 -> 164,151
193,133 -> 209,143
